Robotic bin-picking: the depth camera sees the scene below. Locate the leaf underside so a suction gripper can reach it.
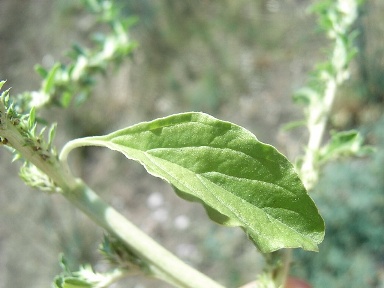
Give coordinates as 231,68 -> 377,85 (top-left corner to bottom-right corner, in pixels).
87,112 -> 324,253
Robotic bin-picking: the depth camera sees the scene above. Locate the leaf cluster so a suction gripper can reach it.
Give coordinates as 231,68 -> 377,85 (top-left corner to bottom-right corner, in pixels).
54,233 -> 161,288
53,255 -> 124,288
290,0 -> 369,188
15,0 -> 137,112
99,235 -> 149,273
293,124 -> 384,286
0,0 -> 137,193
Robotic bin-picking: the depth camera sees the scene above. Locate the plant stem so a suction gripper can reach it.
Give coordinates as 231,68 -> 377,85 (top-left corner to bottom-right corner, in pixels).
66,180 -> 225,288
300,0 -> 361,190
277,1 -> 362,286
275,249 -> 292,287
300,71 -> 338,190
269,33 -> 338,288
0,118 -> 78,191
0,116 -> 224,288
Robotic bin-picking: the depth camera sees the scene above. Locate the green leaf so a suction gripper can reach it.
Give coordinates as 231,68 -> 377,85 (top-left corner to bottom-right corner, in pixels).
61,279 -> 92,288
318,130 -> 373,164
293,87 -> 321,106
54,255 -> 93,288
42,63 -> 60,95
60,91 -> 73,108
28,107 -> 36,130
281,120 -> 306,131
70,112 -> 324,253
0,80 -> 5,90
34,64 -> 48,78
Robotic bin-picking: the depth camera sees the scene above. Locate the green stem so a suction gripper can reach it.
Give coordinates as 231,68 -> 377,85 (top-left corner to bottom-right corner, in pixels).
300,68 -> 338,190
1,118 -> 224,288
0,118 -> 78,191
276,1 -> 361,286
274,249 -> 292,287
67,180 -> 224,288
60,138 -> 226,287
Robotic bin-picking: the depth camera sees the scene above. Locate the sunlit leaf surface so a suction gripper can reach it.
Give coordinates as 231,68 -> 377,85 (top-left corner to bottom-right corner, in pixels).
87,112 -> 324,253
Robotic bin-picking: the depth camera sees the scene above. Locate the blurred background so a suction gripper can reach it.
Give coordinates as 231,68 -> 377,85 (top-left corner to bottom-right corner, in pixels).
0,0 -> 383,287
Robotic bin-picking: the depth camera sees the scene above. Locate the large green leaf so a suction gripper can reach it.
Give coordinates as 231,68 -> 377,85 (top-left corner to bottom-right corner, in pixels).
77,112 -> 324,253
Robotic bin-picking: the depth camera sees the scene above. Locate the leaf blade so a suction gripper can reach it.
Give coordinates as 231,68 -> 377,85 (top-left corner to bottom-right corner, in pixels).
86,112 -> 324,252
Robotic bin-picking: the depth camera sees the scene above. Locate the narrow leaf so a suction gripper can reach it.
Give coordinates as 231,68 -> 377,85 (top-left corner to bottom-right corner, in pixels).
75,112 -> 324,253
42,63 -> 60,95
0,80 -> 6,90
28,107 -> 36,130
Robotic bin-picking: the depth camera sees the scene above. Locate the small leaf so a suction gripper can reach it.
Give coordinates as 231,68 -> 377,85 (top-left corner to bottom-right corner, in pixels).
34,64 -> 48,78
73,112 -> 324,253
42,63 -> 60,95
61,278 -> 92,288
48,123 -> 57,149
281,120 -> 306,131
293,87 -> 321,106
60,91 -> 73,108
0,80 -> 7,90
54,256 -> 92,288
28,107 -> 36,130
319,130 -> 373,164
72,43 -> 88,57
